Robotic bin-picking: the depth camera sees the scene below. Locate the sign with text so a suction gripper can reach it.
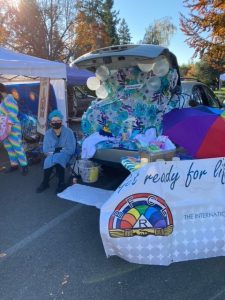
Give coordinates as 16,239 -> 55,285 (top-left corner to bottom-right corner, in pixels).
37,78 -> 50,135
100,157 -> 225,265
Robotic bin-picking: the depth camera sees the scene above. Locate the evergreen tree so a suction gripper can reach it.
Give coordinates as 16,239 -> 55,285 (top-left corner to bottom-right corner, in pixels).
73,10 -> 110,57
73,0 -> 114,57
118,18 -> 131,45
194,60 -> 220,87
101,0 -> 119,45
75,0 -> 103,23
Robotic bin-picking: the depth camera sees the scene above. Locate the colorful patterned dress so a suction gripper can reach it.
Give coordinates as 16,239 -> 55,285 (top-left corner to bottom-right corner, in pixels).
0,94 -> 27,167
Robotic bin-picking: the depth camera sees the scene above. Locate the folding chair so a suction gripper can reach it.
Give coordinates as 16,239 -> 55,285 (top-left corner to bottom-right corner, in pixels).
69,131 -> 81,178
39,130 -> 79,183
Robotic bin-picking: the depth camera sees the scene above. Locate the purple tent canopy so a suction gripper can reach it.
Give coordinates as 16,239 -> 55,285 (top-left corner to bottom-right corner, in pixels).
66,65 -> 93,86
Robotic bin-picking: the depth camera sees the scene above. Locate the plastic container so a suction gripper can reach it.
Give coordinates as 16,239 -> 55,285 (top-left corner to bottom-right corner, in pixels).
139,149 -> 176,162
77,159 -> 100,183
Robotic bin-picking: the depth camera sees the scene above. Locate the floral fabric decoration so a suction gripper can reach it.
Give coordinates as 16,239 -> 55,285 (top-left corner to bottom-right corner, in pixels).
82,59 -> 182,151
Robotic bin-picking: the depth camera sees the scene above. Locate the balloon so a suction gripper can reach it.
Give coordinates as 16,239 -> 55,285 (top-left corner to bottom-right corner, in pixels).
137,63 -> 153,73
152,58 -> 170,77
96,84 -> 108,99
146,76 -> 161,91
137,72 -> 151,85
96,65 -> 110,81
87,76 -> 101,91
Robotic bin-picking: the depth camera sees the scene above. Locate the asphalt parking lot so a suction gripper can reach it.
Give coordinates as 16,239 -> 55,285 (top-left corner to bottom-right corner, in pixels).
1,137 -> 225,300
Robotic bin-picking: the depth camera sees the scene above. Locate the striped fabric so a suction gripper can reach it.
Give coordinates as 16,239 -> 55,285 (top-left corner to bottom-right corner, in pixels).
0,94 -> 27,167
121,157 -> 141,172
0,94 -> 19,124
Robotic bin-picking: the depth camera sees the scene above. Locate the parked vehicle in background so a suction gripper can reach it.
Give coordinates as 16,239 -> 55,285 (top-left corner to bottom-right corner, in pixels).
67,86 -> 95,118
214,88 -> 225,106
181,78 -> 222,108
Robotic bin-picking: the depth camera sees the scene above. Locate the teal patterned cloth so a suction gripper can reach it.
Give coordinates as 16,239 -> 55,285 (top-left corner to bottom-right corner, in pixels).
82,65 -> 180,150
121,157 -> 142,172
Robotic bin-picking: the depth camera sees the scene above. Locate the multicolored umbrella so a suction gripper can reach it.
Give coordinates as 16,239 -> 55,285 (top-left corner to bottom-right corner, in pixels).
163,106 -> 225,158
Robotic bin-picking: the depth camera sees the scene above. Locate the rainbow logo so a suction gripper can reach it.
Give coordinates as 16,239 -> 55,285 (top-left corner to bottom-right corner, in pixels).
108,193 -> 173,238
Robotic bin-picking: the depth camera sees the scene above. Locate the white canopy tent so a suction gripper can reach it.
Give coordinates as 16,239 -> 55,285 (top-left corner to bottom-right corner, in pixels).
0,47 -> 67,81
0,47 -> 68,125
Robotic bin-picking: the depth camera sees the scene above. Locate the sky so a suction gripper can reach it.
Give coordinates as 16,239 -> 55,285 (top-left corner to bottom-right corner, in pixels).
114,0 -> 196,65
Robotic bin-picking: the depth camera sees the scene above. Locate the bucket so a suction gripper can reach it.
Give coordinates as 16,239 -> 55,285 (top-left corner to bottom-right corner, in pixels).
77,159 -> 100,183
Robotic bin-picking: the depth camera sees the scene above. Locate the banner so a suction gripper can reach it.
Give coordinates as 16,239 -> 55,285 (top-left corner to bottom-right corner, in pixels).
37,78 -> 50,135
100,157 -> 225,265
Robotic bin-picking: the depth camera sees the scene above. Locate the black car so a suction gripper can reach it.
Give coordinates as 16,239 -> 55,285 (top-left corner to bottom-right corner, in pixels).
67,86 -> 95,118
181,78 -> 222,108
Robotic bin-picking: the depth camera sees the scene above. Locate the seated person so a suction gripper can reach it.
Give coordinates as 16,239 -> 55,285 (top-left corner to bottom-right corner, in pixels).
36,109 -> 76,193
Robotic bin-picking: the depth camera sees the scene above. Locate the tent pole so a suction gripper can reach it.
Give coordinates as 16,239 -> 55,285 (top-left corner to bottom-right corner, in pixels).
64,79 -> 69,128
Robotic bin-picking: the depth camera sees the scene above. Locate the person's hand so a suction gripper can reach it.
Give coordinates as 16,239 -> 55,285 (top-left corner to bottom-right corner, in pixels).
54,147 -> 62,154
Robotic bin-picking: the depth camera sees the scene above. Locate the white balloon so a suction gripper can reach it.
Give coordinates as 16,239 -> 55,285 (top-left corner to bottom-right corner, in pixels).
96,84 -> 108,99
86,76 -> 101,91
146,76 -> 161,91
152,58 -> 170,77
96,65 -> 110,81
137,63 -> 153,73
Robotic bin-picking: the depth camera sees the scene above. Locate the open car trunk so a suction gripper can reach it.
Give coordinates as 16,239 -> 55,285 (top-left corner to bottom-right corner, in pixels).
74,44 -> 181,164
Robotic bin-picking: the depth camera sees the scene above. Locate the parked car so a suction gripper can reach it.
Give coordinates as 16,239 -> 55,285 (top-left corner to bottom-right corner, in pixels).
67,86 -> 95,118
74,45 -> 221,165
180,78 -> 222,108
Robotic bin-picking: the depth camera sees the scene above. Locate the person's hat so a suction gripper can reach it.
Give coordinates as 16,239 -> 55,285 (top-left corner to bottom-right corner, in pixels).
48,109 -> 63,121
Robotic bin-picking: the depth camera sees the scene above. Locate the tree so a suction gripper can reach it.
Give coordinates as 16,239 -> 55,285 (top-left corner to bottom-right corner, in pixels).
2,0 -> 47,58
118,18 -> 131,45
75,0 -> 103,23
180,0 -> 225,72
73,10 -> 110,58
0,23 -> 8,44
141,17 -> 176,46
0,0 -> 9,44
179,64 -> 191,78
73,0 -> 111,58
101,0 -> 119,45
194,60 -> 220,87
0,0 -> 77,61
38,0 -> 77,61
185,63 -> 198,79
179,60 -> 220,87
